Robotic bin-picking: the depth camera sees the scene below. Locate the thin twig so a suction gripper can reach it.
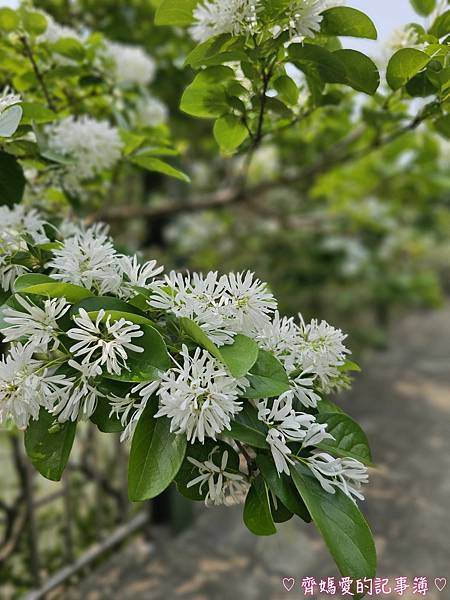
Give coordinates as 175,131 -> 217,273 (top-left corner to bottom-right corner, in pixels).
19,35 -> 56,112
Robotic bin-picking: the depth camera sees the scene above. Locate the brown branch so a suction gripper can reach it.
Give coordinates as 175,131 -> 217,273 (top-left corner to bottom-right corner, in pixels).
20,35 -> 56,112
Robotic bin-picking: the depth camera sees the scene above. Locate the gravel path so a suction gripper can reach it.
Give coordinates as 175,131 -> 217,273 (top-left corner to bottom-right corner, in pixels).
66,306 -> 450,600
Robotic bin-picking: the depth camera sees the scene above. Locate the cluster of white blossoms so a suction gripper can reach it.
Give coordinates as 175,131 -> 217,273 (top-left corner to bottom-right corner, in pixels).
0,86 -> 21,114
135,96 -> 168,128
45,116 -> 123,192
149,270 -> 277,345
187,447 -> 250,506
0,205 -> 49,291
189,0 -> 343,43
0,212 -> 367,507
190,0 -> 260,42
305,452 -> 368,502
105,42 -> 156,87
38,11 -> 83,44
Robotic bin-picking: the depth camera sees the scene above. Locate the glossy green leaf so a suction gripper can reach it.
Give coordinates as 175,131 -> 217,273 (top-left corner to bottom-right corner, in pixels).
213,115 -> 249,153
128,397 -> 187,501
21,102 -> 56,125
429,9 -> 450,38
0,151 -> 26,206
71,296 -> 146,318
387,48 -> 431,90
242,350 -> 291,399
410,0 -> 436,16
257,454 -> 311,522
131,155 -> 190,182
90,397 -> 124,433
0,7 -> 19,31
155,0 -> 198,25
321,7 -> 377,40
273,74 -> 299,106
51,37 -> 85,60
316,413 -> 373,465
291,463 -> 376,595
218,334 -> 259,378
25,408 -> 76,481
334,49 -> 380,95
180,66 -> 235,119
434,114 -> 450,139
14,276 -> 93,303
243,474 -> 276,536
228,403 -> 268,449
21,9 -> 48,35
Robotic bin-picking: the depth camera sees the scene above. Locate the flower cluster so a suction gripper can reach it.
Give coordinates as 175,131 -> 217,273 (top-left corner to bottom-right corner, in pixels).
45,116 -> 123,192
105,42 -> 156,87
0,205 -> 49,291
0,211 -> 368,510
189,0 -> 343,43
149,270 -> 277,345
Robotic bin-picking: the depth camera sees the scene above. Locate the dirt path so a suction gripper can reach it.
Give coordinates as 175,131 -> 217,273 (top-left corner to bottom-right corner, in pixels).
66,306 -> 450,600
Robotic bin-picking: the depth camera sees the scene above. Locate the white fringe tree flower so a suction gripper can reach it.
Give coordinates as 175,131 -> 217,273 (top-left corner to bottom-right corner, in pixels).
190,0 -> 260,42
105,42 -> 156,86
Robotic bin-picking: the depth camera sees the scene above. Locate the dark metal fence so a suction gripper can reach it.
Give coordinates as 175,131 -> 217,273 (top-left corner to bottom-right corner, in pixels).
0,425 -> 150,599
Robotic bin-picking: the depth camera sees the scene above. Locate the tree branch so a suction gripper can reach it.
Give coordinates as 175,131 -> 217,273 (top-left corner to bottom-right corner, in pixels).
20,35 -> 56,112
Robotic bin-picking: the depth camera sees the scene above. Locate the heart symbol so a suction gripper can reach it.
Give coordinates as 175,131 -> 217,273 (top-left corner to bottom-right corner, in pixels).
435,578 -> 447,592
282,578 -> 295,592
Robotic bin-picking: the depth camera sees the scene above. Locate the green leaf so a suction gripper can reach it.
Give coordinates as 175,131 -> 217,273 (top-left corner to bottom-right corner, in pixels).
155,0 -> 198,25
316,413 -> 373,465
51,37 -> 85,61
21,102 -> 56,125
90,397 -> 124,433
105,324 -> 171,383
88,310 -> 155,328
333,49 -> 380,95
257,454 -> 311,522
288,44 -> 347,85
0,7 -> 19,31
321,7 -> 377,40
242,350 -> 291,399
273,75 -> 299,106
228,403 -> 268,449
410,0 -> 436,16
71,296 -> 146,318
213,115 -> 249,153
386,48 -> 431,90
217,334 -> 259,378
291,463 -> 376,595
317,398 -> 345,415
128,397 -> 187,501
175,439 -> 240,501
180,66 -> 234,119
14,276 -> 93,303
429,9 -> 450,38
406,71 -> 439,96
0,151 -> 26,206
180,318 -> 258,377
131,155 -> 190,182
243,474 -> 276,536
434,114 -> 450,139
25,409 -> 76,481
0,105 -> 23,137
21,9 -> 48,35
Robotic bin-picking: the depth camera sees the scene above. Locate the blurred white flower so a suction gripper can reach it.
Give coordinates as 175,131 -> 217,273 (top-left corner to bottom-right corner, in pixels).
39,12 -> 83,44
46,116 -> 123,189
155,345 -> 248,443
1,296 -> 70,351
187,446 -> 249,506
305,452 -> 368,502
0,344 -> 73,429
135,96 -> 168,127
106,42 -> 156,86
0,86 -> 21,114
387,25 -> 422,52
47,229 -> 121,295
68,309 -> 144,376
190,0 -> 260,42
